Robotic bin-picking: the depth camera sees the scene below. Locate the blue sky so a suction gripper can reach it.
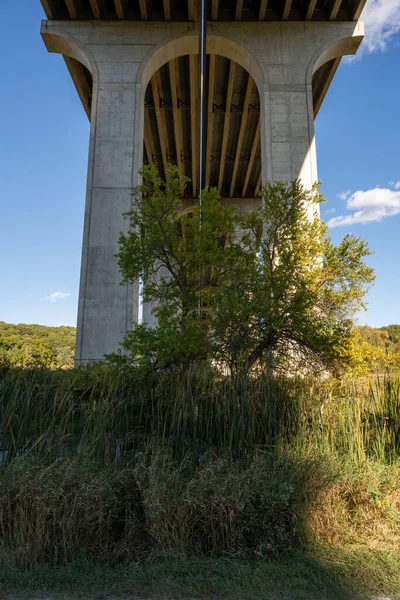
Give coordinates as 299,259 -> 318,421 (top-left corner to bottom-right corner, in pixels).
0,1 -> 399,328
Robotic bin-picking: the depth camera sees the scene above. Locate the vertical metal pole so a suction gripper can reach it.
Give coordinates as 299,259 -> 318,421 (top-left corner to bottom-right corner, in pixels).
199,0 -> 207,205
198,0 -> 207,316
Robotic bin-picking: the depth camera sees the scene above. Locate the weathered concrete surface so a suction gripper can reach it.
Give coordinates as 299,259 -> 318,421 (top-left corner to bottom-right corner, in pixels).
41,19 -> 364,364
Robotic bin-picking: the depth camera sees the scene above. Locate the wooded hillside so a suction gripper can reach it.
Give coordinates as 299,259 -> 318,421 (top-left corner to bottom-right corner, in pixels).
0,320 -> 399,372
0,321 -> 75,369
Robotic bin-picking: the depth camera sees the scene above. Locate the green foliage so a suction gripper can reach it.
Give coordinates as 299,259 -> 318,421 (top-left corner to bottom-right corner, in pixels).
116,165 -> 243,371
115,168 -> 374,376
3,550 -> 400,600
347,325 -> 400,375
382,323 -> 400,345
212,181 -> 374,375
0,321 -> 75,369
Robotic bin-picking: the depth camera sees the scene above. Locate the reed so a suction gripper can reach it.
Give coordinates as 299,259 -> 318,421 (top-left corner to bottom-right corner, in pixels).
1,366 -> 400,570
1,366 -> 400,465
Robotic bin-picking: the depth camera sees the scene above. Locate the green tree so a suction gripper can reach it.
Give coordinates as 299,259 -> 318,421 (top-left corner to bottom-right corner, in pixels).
116,165 -> 244,370
115,167 -> 375,377
211,180 -> 375,375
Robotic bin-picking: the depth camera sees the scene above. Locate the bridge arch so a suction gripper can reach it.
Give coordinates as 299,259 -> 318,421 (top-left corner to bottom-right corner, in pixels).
140,33 -> 264,92
41,30 -> 98,81
307,24 -> 364,117
41,30 -> 98,120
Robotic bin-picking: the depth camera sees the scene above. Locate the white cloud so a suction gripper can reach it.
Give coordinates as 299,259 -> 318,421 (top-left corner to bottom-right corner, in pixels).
360,0 -> 400,54
327,183 -> 400,228
323,208 -> 336,215
394,181 -> 400,190
337,190 -> 352,201
43,291 -> 71,303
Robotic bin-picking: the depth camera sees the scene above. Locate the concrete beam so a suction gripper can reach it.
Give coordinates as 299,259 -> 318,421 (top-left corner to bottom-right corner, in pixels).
242,119 -> 260,198
169,59 -> 184,176
114,0 -> 125,19
144,109 -> 155,167
282,0 -> 292,20
329,0 -> 342,20
205,54 -> 216,187
235,0 -> 243,21
230,76 -> 253,197
259,0 -> 268,20
212,0 -> 218,20
353,0 -> 367,21
164,0 -> 171,20
139,0 -> 148,20
65,0 -> 79,19
313,57 -> 341,117
89,0 -> 102,19
151,72 -> 170,181
41,0 -> 58,19
188,0 -> 196,21
218,60 -> 235,194
306,0 -> 318,20
189,54 -> 198,196
63,56 -> 92,119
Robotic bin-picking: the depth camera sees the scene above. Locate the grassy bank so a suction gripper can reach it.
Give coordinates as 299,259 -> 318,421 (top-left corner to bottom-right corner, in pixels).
1,366 -> 400,597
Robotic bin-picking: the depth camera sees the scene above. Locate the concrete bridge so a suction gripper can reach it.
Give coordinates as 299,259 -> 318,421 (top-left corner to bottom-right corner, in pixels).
39,0 -> 366,363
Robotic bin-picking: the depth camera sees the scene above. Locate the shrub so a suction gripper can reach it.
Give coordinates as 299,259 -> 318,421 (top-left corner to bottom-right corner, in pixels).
135,450 -> 330,557
0,451 -> 332,569
0,459 -> 144,570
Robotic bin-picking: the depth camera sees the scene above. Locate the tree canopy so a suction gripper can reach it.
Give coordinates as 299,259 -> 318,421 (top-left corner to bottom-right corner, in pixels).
0,321 -> 75,369
115,166 -> 375,377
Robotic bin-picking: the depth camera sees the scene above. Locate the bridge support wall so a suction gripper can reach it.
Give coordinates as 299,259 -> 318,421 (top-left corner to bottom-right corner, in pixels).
41,19 -> 363,364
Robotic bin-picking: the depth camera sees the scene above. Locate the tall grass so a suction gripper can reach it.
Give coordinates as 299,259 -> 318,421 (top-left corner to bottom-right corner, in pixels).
1,365 -> 400,570
1,365 -> 400,465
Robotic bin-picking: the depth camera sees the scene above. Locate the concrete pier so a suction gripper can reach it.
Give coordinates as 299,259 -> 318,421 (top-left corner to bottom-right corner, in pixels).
40,1 -> 365,363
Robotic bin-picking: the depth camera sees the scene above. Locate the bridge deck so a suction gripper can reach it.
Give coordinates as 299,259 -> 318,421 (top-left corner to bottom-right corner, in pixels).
41,0 -> 365,197
41,0 -> 367,22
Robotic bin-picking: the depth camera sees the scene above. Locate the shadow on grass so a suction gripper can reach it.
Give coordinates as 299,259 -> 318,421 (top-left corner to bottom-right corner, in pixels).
3,548 -> 399,600
1,369 -> 400,599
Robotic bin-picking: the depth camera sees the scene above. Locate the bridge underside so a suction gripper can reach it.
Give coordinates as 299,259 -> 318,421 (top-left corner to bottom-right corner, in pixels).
41,0 -> 366,199
143,55 -> 262,199
59,50 -> 342,198
41,0 -> 366,22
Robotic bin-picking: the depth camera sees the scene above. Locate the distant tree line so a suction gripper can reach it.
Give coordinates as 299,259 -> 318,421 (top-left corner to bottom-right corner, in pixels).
0,320 -> 399,374
0,321 -> 75,369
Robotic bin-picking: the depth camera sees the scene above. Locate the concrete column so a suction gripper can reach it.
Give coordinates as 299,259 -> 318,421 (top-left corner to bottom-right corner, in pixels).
261,83 -> 317,188
75,77 -> 142,363
41,21 -> 145,363
252,23 -> 363,189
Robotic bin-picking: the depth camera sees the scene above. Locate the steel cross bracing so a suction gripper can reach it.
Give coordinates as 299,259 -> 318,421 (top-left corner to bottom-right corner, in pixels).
61,50 -> 329,199
41,0 -> 366,198
144,55 -> 261,198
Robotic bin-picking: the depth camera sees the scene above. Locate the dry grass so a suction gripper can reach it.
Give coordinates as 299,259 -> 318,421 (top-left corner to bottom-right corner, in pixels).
0,459 -> 145,570
0,452 -> 330,570
309,460 -> 400,549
